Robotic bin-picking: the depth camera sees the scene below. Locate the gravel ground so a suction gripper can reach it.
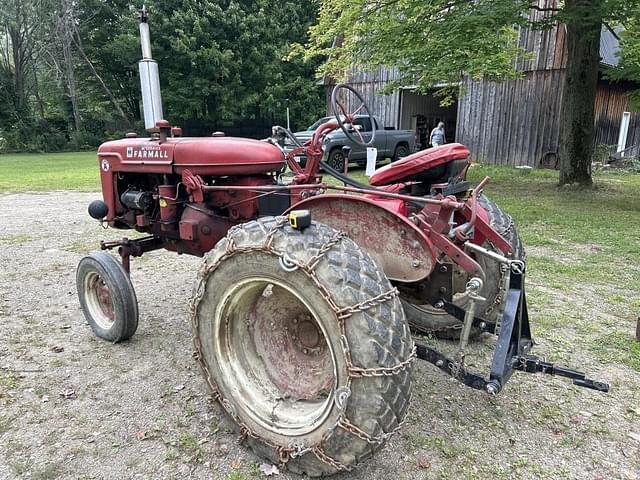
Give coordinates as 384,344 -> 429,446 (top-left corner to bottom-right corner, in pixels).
0,192 -> 638,480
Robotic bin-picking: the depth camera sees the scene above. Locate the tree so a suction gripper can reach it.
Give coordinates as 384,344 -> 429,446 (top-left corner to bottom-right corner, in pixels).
606,4 -> 640,109
304,0 -> 640,186
0,0 -> 44,118
0,0 -> 324,151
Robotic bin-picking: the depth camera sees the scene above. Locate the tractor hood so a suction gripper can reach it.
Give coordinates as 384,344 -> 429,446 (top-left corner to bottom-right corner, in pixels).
98,136 -> 285,176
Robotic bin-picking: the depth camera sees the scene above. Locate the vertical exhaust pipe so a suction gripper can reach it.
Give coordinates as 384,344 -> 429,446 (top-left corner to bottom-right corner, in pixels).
138,6 -> 164,130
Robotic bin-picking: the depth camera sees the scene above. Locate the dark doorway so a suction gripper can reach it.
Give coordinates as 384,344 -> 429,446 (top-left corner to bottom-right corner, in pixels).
398,89 -> 458,150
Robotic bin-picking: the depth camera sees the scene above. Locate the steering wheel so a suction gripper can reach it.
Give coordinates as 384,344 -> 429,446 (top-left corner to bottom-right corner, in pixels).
330,83 -> 376,147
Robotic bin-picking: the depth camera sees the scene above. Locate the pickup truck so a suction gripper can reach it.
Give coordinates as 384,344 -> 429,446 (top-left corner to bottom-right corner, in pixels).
287,115 -> 416,171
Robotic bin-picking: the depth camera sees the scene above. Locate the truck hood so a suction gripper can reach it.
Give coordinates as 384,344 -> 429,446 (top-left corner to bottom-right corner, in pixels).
291,129 -> 345,144
292,130 -> 314,143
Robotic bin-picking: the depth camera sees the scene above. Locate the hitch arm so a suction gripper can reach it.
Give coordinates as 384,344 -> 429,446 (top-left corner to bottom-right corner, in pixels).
414,263 -> 610,395
513,356 -> 609,392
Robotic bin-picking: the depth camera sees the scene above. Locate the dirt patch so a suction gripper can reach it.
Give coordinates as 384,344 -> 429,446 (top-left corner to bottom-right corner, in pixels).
0,192 -> 639,480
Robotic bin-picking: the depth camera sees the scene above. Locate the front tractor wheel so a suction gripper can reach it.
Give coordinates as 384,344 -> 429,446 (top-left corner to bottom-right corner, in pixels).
76,252 -> 138,342
191,218 -> 414,476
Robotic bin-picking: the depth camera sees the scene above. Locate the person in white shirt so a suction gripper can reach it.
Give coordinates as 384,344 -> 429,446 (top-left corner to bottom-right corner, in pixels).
430,122 -> 446,147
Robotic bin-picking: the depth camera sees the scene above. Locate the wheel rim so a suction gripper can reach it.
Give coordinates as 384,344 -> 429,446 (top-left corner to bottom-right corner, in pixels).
397,146 -> 408,158
329,152 -> 344,170
212,277 -> 338,436
84,271 -> 115,329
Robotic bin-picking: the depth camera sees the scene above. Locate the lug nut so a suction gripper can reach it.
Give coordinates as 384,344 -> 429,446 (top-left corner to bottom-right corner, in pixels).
302,348 -> 308,355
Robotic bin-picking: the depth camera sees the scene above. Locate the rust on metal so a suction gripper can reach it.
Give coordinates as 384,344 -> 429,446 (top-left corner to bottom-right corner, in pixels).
291,194 -> 436,282
93,276 -> 114,321
248,284 -> 334,400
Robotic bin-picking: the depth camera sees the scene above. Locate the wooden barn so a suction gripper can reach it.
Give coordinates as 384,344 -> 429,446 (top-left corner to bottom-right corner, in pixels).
324,19 -> 640,167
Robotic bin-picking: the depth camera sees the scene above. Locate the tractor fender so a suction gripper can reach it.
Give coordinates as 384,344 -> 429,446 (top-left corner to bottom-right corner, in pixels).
289,194 -> 436,282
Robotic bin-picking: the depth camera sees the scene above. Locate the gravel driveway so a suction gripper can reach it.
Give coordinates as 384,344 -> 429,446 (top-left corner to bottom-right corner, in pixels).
0,192 -> 638,480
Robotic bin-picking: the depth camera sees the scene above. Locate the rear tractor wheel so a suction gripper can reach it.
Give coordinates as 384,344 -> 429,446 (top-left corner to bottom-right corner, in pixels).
400,193 -> 525,339
190,217 -> 414,476
76,252 -> 138,342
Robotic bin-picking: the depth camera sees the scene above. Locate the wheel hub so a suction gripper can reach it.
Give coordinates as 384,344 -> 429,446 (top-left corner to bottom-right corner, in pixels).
85,272 -> 115,328
247,283 -> 334,401
297,319 -> 321,349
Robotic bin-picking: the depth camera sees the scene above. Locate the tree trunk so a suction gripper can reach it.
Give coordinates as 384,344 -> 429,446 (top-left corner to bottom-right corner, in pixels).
558,0 -> 603,186
8,26 -> 27,116
31,59 -> 45,119
60,1 -> 81,131
62,33 -> 81,131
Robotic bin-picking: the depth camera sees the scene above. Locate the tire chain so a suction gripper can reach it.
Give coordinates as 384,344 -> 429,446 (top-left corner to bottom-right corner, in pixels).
189,218 -> 416,473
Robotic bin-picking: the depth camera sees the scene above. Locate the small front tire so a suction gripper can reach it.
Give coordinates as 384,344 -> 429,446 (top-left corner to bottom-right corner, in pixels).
77,252 -> 138,342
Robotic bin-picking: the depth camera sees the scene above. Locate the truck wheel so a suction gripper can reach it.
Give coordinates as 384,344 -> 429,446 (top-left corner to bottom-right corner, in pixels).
392,143 -> 410,162
400,194 -> 524,339
191,217 -> 414,476
326,148 -> 346,172
76,252 -> 138,342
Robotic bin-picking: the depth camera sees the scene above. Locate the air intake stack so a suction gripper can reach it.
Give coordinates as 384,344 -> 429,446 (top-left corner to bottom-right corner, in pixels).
138,6 -> 164,130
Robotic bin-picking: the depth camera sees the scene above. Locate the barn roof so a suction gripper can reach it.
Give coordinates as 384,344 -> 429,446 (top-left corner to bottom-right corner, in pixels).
600,25 -> 622,67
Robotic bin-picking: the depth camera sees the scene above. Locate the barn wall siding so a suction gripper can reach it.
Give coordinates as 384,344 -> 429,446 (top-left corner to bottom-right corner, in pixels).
594,83 -> 640,148
456,70 -> 566,167
457,75 -> 640,166
322,12 -> 640,166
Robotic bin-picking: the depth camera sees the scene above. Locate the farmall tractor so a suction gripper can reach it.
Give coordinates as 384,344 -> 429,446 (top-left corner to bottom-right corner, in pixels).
76,10 -> 608,476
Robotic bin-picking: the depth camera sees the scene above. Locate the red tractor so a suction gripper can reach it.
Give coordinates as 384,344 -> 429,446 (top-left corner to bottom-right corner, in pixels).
76,10 -> 608,476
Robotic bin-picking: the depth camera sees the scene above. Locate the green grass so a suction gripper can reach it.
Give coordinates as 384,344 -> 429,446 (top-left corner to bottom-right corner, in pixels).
0,151 -> 99,192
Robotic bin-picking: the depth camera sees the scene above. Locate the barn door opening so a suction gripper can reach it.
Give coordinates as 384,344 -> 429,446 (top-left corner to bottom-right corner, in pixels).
398,88 -> 458,150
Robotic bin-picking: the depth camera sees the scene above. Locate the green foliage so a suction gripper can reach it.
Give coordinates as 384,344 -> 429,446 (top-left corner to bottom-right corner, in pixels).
605,5 -> 640,106
303,0 -> 537,95
0,0 -> 324,151
145,0 -> 323,128
304,0 -> 640,98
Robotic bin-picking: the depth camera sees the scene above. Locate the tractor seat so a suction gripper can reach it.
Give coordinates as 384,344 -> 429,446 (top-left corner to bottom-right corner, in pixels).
369,143 -> 471,186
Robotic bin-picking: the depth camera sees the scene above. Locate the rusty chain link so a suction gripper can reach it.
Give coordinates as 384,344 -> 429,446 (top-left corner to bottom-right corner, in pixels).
337,288 -> 401,320
189,218 -> 414,473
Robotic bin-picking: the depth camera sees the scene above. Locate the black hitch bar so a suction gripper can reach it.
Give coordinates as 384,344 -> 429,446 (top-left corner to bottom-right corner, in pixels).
414,266 -> 610,394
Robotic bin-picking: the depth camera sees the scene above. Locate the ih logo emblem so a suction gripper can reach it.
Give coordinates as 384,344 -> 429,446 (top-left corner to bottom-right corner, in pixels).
126,146 -> 134,158
101,159 -> 110,172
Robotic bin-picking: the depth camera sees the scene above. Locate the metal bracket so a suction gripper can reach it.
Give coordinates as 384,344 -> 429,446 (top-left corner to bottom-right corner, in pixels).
415,265 -> 610,394
433,300 -> 496,334
100,235 -> 163,273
